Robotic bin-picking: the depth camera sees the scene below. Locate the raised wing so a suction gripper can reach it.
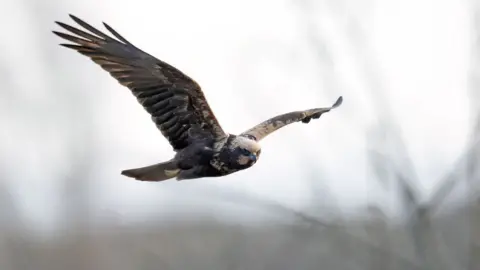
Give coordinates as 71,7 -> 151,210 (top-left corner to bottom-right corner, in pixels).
53,14 -> 227,151
240,96 -> 343,141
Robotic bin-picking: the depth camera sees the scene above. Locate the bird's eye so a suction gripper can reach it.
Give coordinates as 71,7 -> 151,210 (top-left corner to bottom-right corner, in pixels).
241,148 -> 251,155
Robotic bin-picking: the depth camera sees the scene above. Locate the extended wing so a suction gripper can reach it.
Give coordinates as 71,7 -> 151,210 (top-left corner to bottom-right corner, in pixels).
240,96 -> 343,141
53,14 -> 227,151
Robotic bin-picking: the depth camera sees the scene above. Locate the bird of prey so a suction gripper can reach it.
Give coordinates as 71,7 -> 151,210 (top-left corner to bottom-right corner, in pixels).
52,14 -> 343,181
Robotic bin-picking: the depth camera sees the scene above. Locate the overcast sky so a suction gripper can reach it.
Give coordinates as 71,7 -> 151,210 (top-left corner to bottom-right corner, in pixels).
0,0 -> 474,231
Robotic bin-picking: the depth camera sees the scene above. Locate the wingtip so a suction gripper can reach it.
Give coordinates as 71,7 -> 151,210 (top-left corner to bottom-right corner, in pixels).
51,30 -> 64,36
53,21 -> 67,33
52,31 -> 67,41
332,96 -> 343,108
121,169 -> 139,180
53,15 -> 77,29
102,21 -> 115,33
68,14 -> 87,26
68,13 -> 78,20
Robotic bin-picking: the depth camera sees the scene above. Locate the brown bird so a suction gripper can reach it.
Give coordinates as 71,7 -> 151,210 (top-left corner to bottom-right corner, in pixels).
53,14 -> 343,181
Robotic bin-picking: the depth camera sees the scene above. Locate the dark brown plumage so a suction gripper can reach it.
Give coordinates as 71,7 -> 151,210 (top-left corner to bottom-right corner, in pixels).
53,14 -> 226,152
53,14 -> 343,181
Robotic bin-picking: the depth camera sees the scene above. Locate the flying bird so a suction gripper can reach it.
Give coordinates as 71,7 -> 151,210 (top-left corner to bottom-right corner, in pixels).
52,14 -> 343,181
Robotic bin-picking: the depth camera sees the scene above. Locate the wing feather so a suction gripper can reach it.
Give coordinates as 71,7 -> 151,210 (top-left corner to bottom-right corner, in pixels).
240,96 -> 343,141
53,14 -> 227,150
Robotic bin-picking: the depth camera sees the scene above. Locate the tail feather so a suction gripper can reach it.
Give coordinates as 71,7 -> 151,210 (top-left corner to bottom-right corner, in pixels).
121,160 -> 180,181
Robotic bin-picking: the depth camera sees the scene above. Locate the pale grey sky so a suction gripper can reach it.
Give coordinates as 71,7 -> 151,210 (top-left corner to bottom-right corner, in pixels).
0,0 -> 473,231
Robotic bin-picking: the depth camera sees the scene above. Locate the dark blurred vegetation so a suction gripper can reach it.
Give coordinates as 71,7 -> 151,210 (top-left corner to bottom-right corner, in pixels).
0,201 -> 478,270
1,0 -> 479,269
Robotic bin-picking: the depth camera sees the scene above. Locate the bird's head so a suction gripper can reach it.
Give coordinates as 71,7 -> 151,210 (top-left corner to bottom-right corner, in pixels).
229,135 -> 262,168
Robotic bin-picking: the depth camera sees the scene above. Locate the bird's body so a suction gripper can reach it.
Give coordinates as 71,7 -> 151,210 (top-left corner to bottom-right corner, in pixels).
53,15 -> 343,182
156,134 -> 261,180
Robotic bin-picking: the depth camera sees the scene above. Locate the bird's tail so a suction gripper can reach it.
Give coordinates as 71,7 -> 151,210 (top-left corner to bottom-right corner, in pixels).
121,160 -> 180,181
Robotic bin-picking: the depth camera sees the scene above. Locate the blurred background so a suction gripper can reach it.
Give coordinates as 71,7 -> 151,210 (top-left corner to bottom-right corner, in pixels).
0,0 -> 478,269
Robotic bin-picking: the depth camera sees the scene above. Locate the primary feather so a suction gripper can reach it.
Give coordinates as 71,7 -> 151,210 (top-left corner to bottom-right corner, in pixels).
53,14 -> 226,151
